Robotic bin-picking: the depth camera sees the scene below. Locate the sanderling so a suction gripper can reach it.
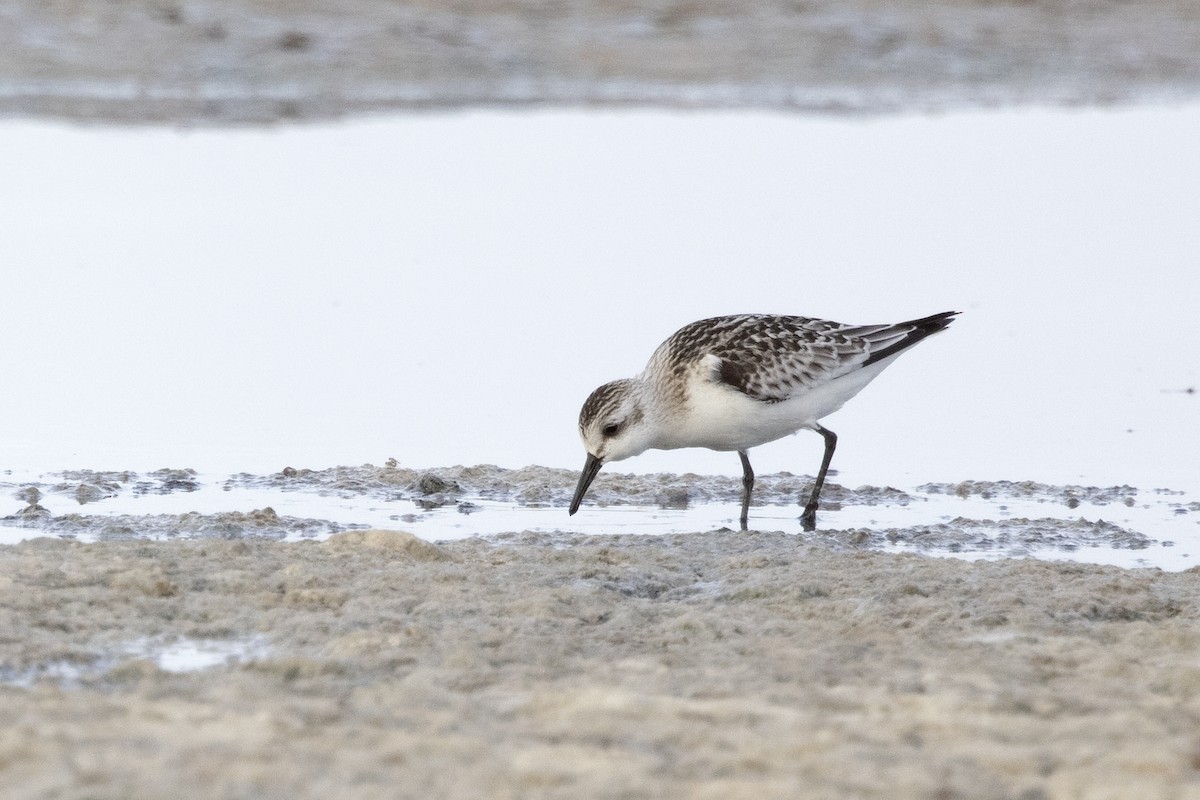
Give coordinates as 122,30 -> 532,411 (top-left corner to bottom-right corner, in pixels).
569,311 -> 958,531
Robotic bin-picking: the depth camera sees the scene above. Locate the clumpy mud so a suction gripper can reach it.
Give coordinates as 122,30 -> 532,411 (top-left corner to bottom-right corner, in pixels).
866,516 -> 1151,552
5,465 -> 1183,563
920,480 -> 1140,507
1,507 -> 354,542
3,530 -> 1200,798
3,0 -> 1200,125
225,461 -> 915,509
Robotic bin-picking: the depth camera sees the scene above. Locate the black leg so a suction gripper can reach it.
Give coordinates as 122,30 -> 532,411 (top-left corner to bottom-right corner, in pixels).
800,425 -> 837,532
738,449 -> 754,531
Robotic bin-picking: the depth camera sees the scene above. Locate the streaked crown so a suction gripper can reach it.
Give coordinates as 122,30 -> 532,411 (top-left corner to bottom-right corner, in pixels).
577,379 -> 652,463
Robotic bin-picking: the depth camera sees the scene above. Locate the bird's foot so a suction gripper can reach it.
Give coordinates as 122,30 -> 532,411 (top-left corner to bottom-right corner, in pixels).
799,504 -> 818,533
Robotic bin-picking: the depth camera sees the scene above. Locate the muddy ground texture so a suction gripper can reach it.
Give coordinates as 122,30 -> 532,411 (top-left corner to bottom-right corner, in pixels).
1,464 -> 1162,556
1,464 -> 1199,797
3,0 -> 1200,124
3,529 -> 1200,799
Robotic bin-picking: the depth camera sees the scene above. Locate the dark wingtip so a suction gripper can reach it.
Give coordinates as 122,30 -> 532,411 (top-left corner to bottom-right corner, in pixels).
861,310 -> 959,367
908,310 -> 960,331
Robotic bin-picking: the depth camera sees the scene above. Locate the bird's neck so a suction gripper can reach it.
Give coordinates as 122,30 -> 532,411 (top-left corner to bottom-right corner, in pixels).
631,372 -> 692,451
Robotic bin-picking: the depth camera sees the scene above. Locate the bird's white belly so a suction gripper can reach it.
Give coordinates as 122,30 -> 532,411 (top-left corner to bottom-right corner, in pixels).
656,356 -> 898,452
679,390 -> 808,451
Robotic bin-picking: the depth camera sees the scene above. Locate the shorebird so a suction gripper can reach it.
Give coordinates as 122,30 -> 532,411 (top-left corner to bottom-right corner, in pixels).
569,311 -> 957,531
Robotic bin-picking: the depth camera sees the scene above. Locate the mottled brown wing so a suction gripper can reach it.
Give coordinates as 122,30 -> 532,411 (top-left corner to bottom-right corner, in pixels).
706,318 -> 874,403
688,313 -> 957,403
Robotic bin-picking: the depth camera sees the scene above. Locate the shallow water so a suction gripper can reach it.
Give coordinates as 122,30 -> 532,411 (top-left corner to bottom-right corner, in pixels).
3,465 -> 1196,570
0,636 -> 270,688
2,107 -> 1199,492
2,108 -> 1198,574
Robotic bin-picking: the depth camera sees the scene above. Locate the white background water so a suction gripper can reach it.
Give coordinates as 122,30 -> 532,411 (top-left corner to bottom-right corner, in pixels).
1,106 -> 1198,493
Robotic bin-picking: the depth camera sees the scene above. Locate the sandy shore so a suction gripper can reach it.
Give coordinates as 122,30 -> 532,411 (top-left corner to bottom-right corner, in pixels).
3,0 -> 1200,124
3,528 -> 1200,798
5,1 -> 1200,794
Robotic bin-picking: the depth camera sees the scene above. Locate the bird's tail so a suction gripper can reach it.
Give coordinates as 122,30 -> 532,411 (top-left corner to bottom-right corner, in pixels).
859,311 -> 959,367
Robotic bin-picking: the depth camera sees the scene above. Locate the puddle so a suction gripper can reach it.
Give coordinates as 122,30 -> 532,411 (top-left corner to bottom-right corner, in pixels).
0,636 -> 269,688
126,636 -> 270,673
2,465 -> 1197,570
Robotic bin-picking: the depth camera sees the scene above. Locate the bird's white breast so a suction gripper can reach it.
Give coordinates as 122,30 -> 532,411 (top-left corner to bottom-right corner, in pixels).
650,354 -> 901,452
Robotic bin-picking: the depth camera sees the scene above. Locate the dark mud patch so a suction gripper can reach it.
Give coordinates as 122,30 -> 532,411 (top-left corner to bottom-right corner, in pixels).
857,516 -> 1152,554
50,473 -> 129,505
51,469 -> 139,486
225,462 -> 913,510
132,467 -> 201,495
920,480 -> 1139,507
227,463 -> 582,505
496,515 -> 1155,560
0,507 -> 354,541
10,468 -> 202,507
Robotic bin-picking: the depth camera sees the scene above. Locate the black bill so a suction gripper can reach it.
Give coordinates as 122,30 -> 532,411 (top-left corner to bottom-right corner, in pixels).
568,453 -> 603,515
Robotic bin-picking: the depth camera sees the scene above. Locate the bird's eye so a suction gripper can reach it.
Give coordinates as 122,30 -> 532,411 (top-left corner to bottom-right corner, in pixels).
602,422 -> 621,437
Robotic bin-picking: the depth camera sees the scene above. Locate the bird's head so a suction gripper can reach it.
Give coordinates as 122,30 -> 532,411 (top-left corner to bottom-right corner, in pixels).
568,379 -> 653,515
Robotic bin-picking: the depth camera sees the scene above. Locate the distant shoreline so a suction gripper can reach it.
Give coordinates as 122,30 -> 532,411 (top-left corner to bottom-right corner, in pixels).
3,0 -> 1200,125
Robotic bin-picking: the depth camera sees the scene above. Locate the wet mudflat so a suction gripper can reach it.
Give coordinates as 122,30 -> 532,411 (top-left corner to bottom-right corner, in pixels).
4,464 -> 1195,568
2,466 -> 1200,797
3,529 -> 1200,799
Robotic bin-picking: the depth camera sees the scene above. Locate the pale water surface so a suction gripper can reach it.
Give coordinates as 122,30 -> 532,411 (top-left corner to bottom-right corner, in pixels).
1,107 -> 1197,565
